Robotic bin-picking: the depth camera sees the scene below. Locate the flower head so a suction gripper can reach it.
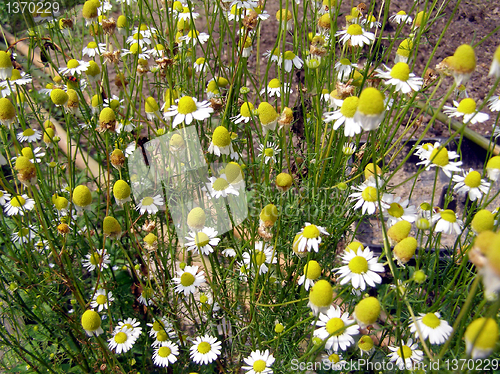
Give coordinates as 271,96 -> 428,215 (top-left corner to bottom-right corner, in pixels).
257,142 -> 280,164
242,241 -> 277,275
443,99 -> 489,124
335,247 -> 384,290
388,339 -> 424,369
81,310 -> 103,336
308,279 -> 333,315
375,63 -> 423,93
354,87 -> 385,131
298,260 -> 322,290
136,194 -> 164,215
185,227 -> 220,255
173,265 -> 205,296
409,312 -> 453,345
294,222 -> 329,254
90,289 -> 114,312
108,328 -> 136,354
353,296 -> 380,327
190,334 -> 222,365
416,142 -> 462,178
465,317 -> 498,359
434,209 -> 463,235
242,349 -> 275,373
164,96 -> 213,127
153,341 -> 179,367
336,24 -> 375,47
452,168 -> 490,201
313,305 -> 359,351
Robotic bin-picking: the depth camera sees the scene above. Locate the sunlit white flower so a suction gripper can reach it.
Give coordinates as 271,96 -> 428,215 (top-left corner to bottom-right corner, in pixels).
0,190 -> 11,206
153,341 -> 179,367
294,222 -> 329,254
242,241 -> 277,275
173,265 -> 205,296
388,339 -> 424,370
185,227 -> 220,255
121,43 -> 151,60
257,142 -> 280,164
164,96 -> 213,127
381,194 -> 418,226
90,289 -> 114,312
335,247 -> 384,290
389,10 -> 413,25
116,318 -> 142,340
335,58 -> 357,82
136,194 -> 164,215
313,305 -> 360,351
375,63 -> 423,94
204,176 -> 239,199
259,78 -> 291,98
126,33 -> 152,47
350,180 -> 382,215
4,194 -> 35,216
443,99 -> 489,124
12,225 -> 36,244
416,142 -> 462,178
488,95 -> 500,112
452,168 -> 490,201
179,30 -> 210,45
108,328 -> 136,354
190,334 -> 222,365
17,128 -> 42,143
242,349 -> 275,373
323,96 -> 362,137
82,248 -> 111,272
58,59 -> 90,76
409,312 -> 453,345
82,41 -> 106,57
279,51 -> 303,72
336,24 -> 374,47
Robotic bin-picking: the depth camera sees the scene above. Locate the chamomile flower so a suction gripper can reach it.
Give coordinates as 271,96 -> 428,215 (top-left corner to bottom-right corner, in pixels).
335,58 -> 357,82
17,128 -> 41,143
173,265 -> 205,296
4,194 -> 35,216
416,142 -> 462,178
395,38 -> 413,64
257,142 -> 280,164
185,227 -> 220,255
381,194 -> 418,226
409,312 -> 453,345
452,168 -> 490,201
486,156 -> 500,181
258,102 -> 279,135
260,78 -> 291,98
361,14 -> 381,29
90,289 -> 114,312
204,176 -> 239,199
336,24 -> 374,48
0,51 -> 13,80
153,341 -> 179,367
8,69 -> 32,86
179,30 -> 210,45
390,10 -> 412,25
175,6 -> 200,20
434,209 -> 463,235
449,44 -> 476,86
108,328 -> 136,354
443,98 -> 489,124
376,63 -> 423,94
323,96 -> 362,137
354,87 -> 386,131
489,45 -> 500,78
388,339 -> 424,369
242,241 -> 277,275
136,194 -> 164,215
279,51 -> 303,73
297,260 -> 322,290
335,247 -> 384,290
231,102 -> 255,124
12,225 -> 36,244
242,349 -> 275,373
313,305 -> 359,351
147,316 -> 174,338
294,222 -> 329,254
126,33 -> 151,47
81,310 -> 103,336
164,96 -> 213,127
465,317 -> 498,359
0,190 -> 10,206
116,318 -> 142,340
59,59 -> 90,76
350,180 -> 381,216
82,41 -> 106,57
83,249 -> 111,272
488,95 -> 500,112
190,334 -> 221,365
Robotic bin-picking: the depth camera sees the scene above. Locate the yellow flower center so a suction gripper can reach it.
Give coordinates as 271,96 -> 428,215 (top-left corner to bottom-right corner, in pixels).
304,260 -> 321,280
465,318 -> 498,349
348,256 -> 368,273
390,62 -> 410,81
212,178 -> 229,191
212,126 -> 231,147
264,148 -> 274,157
129,43 -> 142,54
254,251 -> 267,266
422,313 -> 440,328
284,51 -> 295,60
457,98 -> 476,114
452,44 -> 476,73
187,207 -> 206,228
339,58 -> 351,66
0,51 -> 13,69
158,346 -> 172,358
397,39 -> 413,58
152,321 -> 164,332
0,98 -> 16,120
388,202 -> 404,218
197,341 -> 211,354
195,232 -> 210,247
397,10 -> 406,16
429,147 -> 449,167
113,180 -> 131,200
141,197 -> 154,206
355,297 -> 380,325
89,252 -> 101,265
347,24 -> 363,36
10,196 -> 26,207
361,186 -> 378,202
81,310 -> 101,331
156,330 -> 168,342
67,59 -> 80,69
340,96 -> 359,118
326,317 -> 345,336
23,129 -> 35,137
440,209 -> 456,223
253,360 -> 267,372
357,87 -> 385,115
145,97 -> 159,112
180,272 -> 195,286
96,294 -> 107,305
464,170 -> 481,188
303,225 -> 320,239
397,345 -> 412,359
50,89 -> 69,106
87,41 -> 98,49
359,335 -> 374,350
258,102 -> 278,125
309,280 -> 333,307
268,78 -> 281,89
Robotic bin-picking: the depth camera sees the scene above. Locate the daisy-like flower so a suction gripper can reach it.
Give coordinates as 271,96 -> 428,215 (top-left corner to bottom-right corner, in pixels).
465,317 -> 498,359
82,248 -> 111,272
294,222 -> 329,254
323,96 -> 362,137
389,10 -> 412,25
121,43 -> 151,60
388,339 -> 424,370
257,142 -> 280,164
147,316 -> 175,338
335,247 -> 384,290
242,241 -> 277,275
90,289 -> 114,312
179,30 -> 210,45
297,260 -> 322,291
231,101 -> 255,124
361,14 -> 381,29
258,102 -> 279,135
336,24 -> 374,48
259,78 -> 291,98
489,45 -> 500,78
108,328 -> 136,354
59,59 -> 90,76
81,310 -> 103,337
164,96 -> 213,127
4,194 -> 35,216
193,57 -> 207,73
138,287 -> 155,306
313,305 -> 360,351
204,176 -> 239,199
17,128 -> 41,143
126,33 -> 152,47
104,95 -> 125,111
153,341 -> 179,367
279,51 -> 303,73
335,58 -> 357,82
242,349 -> 275,373
116,318 -> 142,340
82,41 -> 106,57
375,62 -> 423,94
8,69 -> 32,86
136,194 -> 164,215
185,227 -> 220,255
12,225 -> 36,244
175,6 -> 200,20
409,312 -> 453,345
443,98 -> 489,124
381,194 -> 418,226
488,95 -> 500,112
416,142 -> 462,178
14,146 -> 45,164
433,209 -> 463,235
350,180 -> 382,216
452,168 -> 490,201
173,265 -> 206,296
0,190 -> 11,206
190,334 -> 222,365
354,87 -> 386,131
